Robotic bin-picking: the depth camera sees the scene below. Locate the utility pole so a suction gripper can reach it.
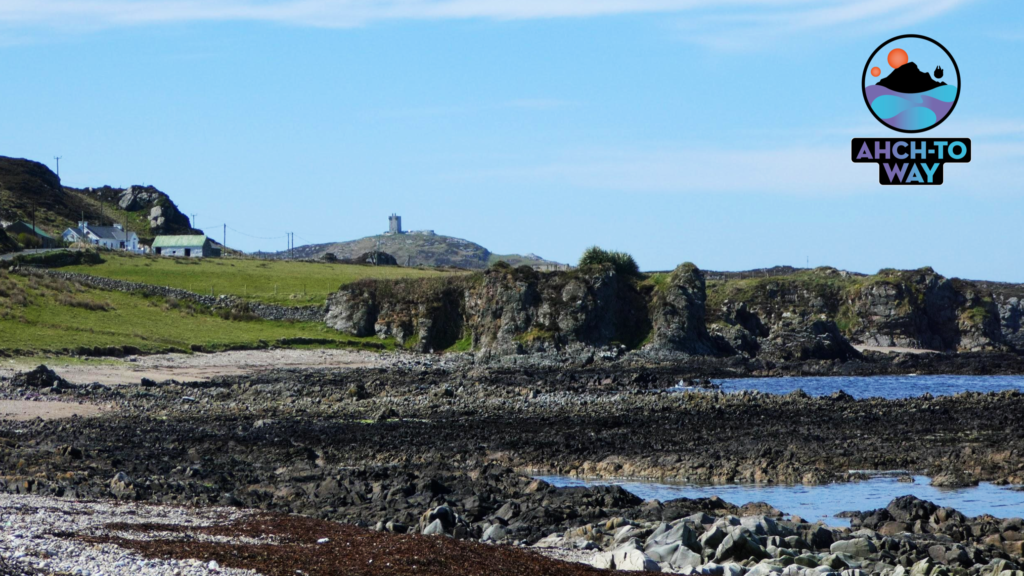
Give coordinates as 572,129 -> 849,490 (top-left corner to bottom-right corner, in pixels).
191,214 -> 197,231
53,157 -> 62,179
223,224 -> 226,250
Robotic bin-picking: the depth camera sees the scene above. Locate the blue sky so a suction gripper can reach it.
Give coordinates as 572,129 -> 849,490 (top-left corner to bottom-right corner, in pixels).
1,0 -> 1022,280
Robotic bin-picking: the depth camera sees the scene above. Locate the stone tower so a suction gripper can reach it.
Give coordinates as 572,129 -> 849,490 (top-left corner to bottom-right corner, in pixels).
388,213 -> 402,235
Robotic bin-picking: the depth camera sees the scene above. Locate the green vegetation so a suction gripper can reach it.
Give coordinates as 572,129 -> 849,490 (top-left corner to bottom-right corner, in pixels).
0,270 -> 390,356
515,328 -> 558,344
578,246 -> 640,278
63,253 -> 455,307
961,301 -> 994,326
707,268 -> 858,308
639,272 -> 671,293
445,333 -> 473,353
402,332 -> 421,350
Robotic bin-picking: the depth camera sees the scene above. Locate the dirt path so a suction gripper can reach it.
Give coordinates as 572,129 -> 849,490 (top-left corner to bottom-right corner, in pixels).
0,399 -> 108,420
0,348 -> 383,386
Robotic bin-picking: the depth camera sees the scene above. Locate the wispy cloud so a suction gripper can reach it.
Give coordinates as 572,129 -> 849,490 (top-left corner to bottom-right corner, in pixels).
677,0 -> 975,50
469,121 -> 1024,197
0,0 -> 970,32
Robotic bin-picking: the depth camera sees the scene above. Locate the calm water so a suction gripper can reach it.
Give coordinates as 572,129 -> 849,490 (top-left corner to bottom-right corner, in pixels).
538,475 -> 1024,527
672,375 -> 1024,400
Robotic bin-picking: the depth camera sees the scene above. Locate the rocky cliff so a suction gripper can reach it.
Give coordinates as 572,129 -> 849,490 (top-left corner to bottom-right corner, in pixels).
707,267 -> 1012,357
326,263 -> 1024,361
66,184 -> 195,237
0,156 -> 198,243
327,262 -> 715,356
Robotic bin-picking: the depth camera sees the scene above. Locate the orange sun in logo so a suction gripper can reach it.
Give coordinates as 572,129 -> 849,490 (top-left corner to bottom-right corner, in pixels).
870,66 -> 881,77
887,48 -> 908,69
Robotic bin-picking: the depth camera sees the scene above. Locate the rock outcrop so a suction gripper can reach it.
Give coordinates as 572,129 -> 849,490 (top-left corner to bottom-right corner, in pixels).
327,263 -> 661,354
326,264 -> 1024,359
707,267 -> 1019,360
0,156 -> 197,241
648,263 -> 717,355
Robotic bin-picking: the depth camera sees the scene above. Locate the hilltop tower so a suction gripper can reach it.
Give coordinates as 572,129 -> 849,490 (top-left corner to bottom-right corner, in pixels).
388,213 -> 402,235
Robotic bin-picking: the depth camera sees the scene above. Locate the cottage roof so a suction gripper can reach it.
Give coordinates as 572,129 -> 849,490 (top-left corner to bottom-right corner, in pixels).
152,235 -> 208,248
86,226 -> 131,241
12,222 -> 55,239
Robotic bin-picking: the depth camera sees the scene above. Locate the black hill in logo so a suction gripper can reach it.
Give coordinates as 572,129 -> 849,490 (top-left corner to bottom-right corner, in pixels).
875,62 -> 947,93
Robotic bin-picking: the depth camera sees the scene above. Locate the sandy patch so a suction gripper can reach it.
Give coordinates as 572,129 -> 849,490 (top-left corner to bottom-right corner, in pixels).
0,348 -> 383,387
0,399 -> 108,420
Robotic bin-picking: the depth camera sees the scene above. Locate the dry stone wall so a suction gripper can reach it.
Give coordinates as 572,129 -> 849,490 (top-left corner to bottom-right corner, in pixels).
36,269 -> 325,323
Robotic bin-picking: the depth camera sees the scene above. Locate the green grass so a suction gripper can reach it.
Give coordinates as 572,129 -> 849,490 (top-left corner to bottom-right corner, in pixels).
63,253 -> 455,307
0,271 -> 391,355
961,302 -> 993,326
445,333 -> 473,353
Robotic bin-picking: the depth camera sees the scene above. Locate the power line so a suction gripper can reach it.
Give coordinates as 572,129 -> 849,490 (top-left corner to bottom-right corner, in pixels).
224,225 -> 287,241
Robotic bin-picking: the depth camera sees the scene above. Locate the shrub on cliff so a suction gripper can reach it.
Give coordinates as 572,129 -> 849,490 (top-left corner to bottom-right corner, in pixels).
579,246 -> 640,278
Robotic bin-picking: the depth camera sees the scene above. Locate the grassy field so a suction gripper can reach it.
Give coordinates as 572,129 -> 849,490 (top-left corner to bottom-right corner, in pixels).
64,253 -> 456,306
0,270 -> 390,355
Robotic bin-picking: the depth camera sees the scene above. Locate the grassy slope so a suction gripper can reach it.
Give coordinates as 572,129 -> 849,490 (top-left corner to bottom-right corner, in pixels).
64,254 -> 455,306
0,271 -> 388,355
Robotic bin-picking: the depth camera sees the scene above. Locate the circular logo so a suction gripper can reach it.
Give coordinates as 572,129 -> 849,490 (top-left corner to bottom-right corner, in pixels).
862,35 -> 960,133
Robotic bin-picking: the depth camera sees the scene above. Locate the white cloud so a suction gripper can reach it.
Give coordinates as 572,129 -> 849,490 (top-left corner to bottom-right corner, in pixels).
0,0 -> 970,31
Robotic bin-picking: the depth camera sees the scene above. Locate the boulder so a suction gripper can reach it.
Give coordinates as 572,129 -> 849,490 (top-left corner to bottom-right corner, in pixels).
10,365 -> 71,390
614,549 -> 662,572
830,539 -> 878,558
701,525 -> 728,551
931,472 -> 979,488
422,518 -> 445,536
482,524 -> 507,542
809,526 -> 836,550
646,542 -> 681,563
591,552 -> 615,570
716,530 -> 770,563
669,546 -> 704,570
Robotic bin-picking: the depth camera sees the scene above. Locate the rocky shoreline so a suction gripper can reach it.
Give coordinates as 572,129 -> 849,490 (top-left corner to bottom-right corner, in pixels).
2,486 -> 1023,575
2,362 -> 1024,574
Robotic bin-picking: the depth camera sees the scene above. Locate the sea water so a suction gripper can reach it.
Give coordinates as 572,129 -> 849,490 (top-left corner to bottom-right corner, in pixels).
538,475 -> 1024,527
672,374 -> 1024,400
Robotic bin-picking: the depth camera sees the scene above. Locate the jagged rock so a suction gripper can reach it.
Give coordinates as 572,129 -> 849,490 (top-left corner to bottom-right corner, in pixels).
10,365 -> 72,390
931,471 -> 979,488
118,185 -> 161,211
648,263 -> 718,354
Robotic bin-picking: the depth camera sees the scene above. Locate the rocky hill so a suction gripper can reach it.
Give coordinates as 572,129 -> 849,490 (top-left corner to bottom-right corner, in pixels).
279,233 -> 564,270
325,263 -> 1024,362
0,156 -> 198,246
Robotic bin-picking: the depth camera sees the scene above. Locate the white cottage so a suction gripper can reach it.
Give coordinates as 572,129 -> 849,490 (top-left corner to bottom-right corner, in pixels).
63,222 -> 141,253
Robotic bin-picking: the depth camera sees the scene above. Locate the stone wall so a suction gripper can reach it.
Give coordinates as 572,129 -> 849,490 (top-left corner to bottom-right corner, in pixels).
35,269 -> 325,323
